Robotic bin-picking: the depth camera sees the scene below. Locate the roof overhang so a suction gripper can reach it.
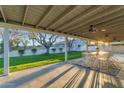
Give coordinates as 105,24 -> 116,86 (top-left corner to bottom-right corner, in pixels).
0,22 -> 92,41
0,5 -> 123,42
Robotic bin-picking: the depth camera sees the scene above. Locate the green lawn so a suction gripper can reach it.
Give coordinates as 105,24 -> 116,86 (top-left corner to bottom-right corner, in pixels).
0,51 -> 82,74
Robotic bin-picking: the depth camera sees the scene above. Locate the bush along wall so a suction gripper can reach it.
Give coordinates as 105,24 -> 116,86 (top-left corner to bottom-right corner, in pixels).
18,49 -> 25,56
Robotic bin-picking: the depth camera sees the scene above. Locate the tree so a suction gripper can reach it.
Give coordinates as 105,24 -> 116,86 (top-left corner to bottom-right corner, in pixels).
68,38 -> 75,52
21,39 -> 29,49
9,31 -> 23,50
36,33 -> 59,54
29,32 -> 37,48
0,29 -> 25,50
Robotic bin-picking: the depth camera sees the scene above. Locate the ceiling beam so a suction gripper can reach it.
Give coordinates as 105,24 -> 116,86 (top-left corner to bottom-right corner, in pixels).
95,17 -> 124,30
56,6 -> 111,31
61,20 -> 124,35
79,10 -> 124,31
96,14 -> 124,27
83,25 -> 124,37
22,5 -> 29,25
68,27 -> 89,34
76,29 -> 124,42
0,6 -> 6,23
68,17 -> 124,34
68,22 -> 124,35
86,31 -> 124,39
54,6 -> 102,30
62,6 -> 123,32
35,5 -> 55,28
106,25 -> 124,32
98,22 -> 124,31
68,23 -> 124,36
63,11 -> 124,33
47,5 -> 78,29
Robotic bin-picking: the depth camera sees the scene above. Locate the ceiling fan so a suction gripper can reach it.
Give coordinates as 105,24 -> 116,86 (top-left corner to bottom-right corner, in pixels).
105,33 -> 109,37
89,25 -> 97,32
82,25 -> 106,34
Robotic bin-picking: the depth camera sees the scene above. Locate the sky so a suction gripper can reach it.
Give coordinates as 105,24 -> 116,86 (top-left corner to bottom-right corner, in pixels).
0,28 -> 78,47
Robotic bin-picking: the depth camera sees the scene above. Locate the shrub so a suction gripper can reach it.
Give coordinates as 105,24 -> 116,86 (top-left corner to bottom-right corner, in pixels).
0,42 -> 3,54
59,48 -> 63,52
52,48 -> 56,52
31,48 -> 37,54
18,49 -> 25,56
78,45 -> 81,48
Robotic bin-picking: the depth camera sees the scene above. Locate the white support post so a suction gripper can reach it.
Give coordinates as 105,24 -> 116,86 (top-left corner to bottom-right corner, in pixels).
64,37 -> 68,62
3,28 -> 9,75
85,40 -> 89,59
96,41 -> 99,56
86,40 -> 88,53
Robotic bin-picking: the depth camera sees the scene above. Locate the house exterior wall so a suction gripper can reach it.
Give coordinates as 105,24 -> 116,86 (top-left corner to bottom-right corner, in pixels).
0,47 -> 47,58
50,39 -> 96,54
0,39 -> 97,57
102,45 -> 124,53
49,46 -> 65,54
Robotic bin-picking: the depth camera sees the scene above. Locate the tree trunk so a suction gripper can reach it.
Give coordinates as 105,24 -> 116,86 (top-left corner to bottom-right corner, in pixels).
46,47 -> 50,54
32,39 -> 35,47
68,46 -> 71,52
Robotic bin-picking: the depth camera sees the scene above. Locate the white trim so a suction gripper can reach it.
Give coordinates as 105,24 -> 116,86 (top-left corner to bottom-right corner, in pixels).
64,36 -> 68,62
0,22 -> 92,41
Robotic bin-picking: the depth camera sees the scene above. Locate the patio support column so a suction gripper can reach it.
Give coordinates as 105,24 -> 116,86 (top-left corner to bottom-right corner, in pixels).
3,28 -> 10,75
85,40 -> 89,60
96,41 -> 99,55
86,40 -> 89,53
64,36 -> 68,62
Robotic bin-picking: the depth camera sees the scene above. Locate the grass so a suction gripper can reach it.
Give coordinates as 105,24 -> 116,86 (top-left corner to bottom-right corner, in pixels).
0,51 -> 82,74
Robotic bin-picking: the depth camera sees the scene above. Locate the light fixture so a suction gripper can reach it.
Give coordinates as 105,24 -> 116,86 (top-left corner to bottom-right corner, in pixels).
89,25 -> 97,32
90,41 -> 95,45
98,41 -> 104,44
101,29 -> 106,32
105,42 -> 109,46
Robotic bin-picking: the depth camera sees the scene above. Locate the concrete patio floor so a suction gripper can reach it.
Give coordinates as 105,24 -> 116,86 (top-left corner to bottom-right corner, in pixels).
0,57 -> 124,88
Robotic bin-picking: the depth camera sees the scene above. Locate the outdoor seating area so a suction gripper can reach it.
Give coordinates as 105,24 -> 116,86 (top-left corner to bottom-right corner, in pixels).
73,52 -> 123,76
0,52 -> 124,88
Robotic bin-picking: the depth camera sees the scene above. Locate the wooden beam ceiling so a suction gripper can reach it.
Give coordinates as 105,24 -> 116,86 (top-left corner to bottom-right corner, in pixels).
62,6 -> 123,32
0,5 -> 6,23
55,6 -> 104,31
35,5 -> 55,28
0,5 -> 124,42
22,5 -> 29,25
46,5 -> 78,29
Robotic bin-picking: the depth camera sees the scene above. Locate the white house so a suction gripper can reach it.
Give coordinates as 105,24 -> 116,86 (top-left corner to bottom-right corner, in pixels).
0,39 -> 96,57
50,39 -> 96,54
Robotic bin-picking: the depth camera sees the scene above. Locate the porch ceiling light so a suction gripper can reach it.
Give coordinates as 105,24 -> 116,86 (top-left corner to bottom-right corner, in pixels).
101,29 -> 106,32
90,41 -> 95,45
98,41 -> 104,45
104,42 -> 109,46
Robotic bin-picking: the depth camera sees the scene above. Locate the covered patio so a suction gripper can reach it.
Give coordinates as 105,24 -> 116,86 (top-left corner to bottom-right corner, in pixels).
0,56 -> 124,88
0,5 -> 124,88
